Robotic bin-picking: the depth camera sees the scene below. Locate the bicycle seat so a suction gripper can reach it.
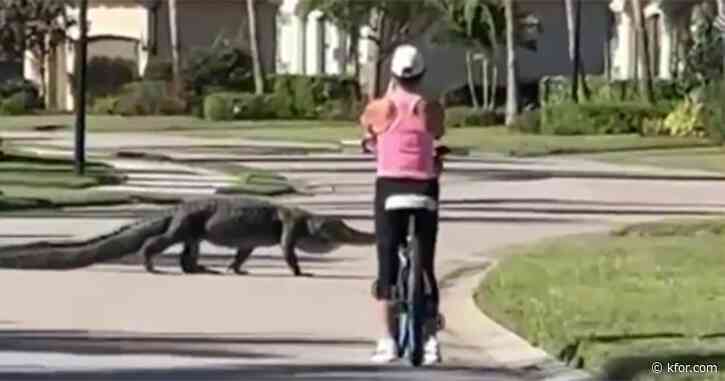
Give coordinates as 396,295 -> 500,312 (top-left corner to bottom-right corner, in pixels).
385,194 -> 437,211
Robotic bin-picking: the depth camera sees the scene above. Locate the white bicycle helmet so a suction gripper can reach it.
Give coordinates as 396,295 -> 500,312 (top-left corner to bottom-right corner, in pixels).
390,44 -> 425,79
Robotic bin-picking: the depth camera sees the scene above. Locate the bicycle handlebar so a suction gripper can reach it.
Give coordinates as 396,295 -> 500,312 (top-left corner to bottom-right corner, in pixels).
361,138 -> 451,158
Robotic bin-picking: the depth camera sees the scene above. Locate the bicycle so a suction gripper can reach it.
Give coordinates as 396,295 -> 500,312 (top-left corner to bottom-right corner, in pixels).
363,138 -> 449,366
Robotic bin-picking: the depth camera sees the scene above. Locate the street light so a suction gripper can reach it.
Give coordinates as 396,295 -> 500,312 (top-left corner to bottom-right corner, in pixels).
74,0 -> 88,175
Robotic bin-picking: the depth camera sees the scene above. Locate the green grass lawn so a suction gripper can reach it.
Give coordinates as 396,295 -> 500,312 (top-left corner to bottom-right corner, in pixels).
0,151 -> 296,211
580,147 -> 725,174
0,115 -> 353,132
477,219 -> 725,380
2,115 -> 714,156
184,125 -> 714,157
0,151 -> 130,211
0,152 -> 123,189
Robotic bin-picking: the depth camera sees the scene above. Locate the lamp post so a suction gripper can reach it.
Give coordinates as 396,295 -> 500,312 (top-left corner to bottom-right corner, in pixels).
74,0 -> 88,175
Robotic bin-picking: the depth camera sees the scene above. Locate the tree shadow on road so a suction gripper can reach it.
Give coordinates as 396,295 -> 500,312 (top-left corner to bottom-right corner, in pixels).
0,330 -> 294,359
0,330 -> 531,380
0,363 -> 531,381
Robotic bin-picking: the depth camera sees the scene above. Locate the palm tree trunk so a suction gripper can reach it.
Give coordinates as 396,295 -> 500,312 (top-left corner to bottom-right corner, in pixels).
504,0 -> 519,125
564,0 -> 577,101
349,26 -> 360,80
630,0 -> 655,103
246,0 -> 264,95
604,10 -> 612,82
490,45 -> 499,110
367,10 -> 383,100
575,0 -> 591,100
490,63 -> 498,110
466,50 -> 480,109
168,0 -> 181,95
716,0 -> 725,75
482,53 -> 490,110
671,24 -> 680,79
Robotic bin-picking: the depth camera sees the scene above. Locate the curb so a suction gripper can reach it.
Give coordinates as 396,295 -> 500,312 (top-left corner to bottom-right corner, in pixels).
445,259 -> 596,381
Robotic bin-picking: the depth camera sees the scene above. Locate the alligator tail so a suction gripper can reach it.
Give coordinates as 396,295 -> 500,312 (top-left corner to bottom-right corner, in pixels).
0,215 -> 172,269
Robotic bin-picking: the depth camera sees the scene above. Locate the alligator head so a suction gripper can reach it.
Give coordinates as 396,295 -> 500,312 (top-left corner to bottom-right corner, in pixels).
297,216 -> 376,254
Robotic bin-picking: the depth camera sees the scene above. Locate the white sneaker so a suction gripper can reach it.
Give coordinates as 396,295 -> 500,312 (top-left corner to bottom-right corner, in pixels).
423,336 -> 442,365
370,337 -> 398,363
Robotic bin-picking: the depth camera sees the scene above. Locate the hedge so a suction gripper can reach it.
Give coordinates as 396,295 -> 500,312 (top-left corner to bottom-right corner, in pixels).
445,107 -> 503,128
203,92 -> 280,121
268,74 -> 361,119
541,101 -> 674,135
112,81 -> 186,116
539,76 -> 686,106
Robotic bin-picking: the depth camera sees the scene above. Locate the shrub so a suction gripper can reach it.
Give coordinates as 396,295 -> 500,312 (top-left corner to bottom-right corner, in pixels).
269,74 -> 360,119
115,81 -> 178,116
203,93 -> 229,121
0,93 -> 29,115
0,79 -> 41,110
445,107 -> 468,128
183,36 -> 253,96
703,81 -> 725,143
508,110 -> 541,134
294,76 -> 320,118
541,101 -> 672,135
158,96 -> 187,115
87,56 -> 137,100
655,98 -> 707,137
143,58 -> 173,81
91,96 -> 120,115
203,92 -> 274,121
318,98 -> 364,121
539,76 -> 686,106
445,107 -> 503,128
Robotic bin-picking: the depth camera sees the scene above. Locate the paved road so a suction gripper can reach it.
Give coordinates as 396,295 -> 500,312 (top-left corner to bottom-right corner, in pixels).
1,133 -> 724,380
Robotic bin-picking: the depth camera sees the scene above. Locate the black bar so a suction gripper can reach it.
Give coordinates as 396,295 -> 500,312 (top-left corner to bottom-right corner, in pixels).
74,0 -> 88,175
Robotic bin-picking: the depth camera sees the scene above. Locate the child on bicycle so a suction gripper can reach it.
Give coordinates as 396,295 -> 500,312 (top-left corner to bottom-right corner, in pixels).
359,44 -> 445,365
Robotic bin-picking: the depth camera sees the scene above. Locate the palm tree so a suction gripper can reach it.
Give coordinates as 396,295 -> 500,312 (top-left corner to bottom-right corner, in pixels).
716,0 -> 725,74
246,0 -> 264,95
168,0 -> 181,95
564,0 -> 577,101
630,0 -> 655,103
504,0 -> 519,125
465,50 -> 481,108
564,0 -> 590,102
431,0 -> 538,112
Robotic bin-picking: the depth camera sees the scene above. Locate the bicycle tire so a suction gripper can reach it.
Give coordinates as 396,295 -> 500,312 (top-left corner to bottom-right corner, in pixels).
406,213 -> 425,367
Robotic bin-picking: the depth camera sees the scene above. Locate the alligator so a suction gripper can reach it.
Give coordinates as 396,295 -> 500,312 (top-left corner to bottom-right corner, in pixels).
0,197 -> 376,276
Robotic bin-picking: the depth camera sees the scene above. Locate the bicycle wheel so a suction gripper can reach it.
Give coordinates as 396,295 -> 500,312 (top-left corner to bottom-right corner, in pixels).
406,214 -> 425,366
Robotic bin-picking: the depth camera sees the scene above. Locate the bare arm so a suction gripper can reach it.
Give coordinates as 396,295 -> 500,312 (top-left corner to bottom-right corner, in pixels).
359,98 -> 395,138
422,99 -> 446,139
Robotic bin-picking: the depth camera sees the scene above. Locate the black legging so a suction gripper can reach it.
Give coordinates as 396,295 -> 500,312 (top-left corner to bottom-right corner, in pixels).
374,177 -> 440,313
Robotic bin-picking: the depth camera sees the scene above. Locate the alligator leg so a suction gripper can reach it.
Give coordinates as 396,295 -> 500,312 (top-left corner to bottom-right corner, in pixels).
227,247 -> 253,275
279,213 -> 312,277
140,213 -> 192,274
180,240 -> 221,275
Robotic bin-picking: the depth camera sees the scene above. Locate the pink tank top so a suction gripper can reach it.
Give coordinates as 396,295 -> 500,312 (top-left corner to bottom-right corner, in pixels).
376,89 -> 435,180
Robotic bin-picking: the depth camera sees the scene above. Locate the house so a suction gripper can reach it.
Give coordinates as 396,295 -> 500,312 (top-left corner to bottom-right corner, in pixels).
609,0 -> 702,80
277,0 -> 702,100
24,0 -> 706,111
25,0 -> 281,111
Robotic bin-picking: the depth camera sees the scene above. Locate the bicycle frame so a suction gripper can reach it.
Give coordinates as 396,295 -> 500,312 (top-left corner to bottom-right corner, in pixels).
391,210 -> 427,366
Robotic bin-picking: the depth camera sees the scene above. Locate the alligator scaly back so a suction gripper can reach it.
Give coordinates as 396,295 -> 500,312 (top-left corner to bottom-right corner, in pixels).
0,215 -> 172,269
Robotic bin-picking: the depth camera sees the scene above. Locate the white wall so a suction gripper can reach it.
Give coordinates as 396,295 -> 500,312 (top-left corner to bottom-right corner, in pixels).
277,0 -> 358,76
30,4 -> 150,110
